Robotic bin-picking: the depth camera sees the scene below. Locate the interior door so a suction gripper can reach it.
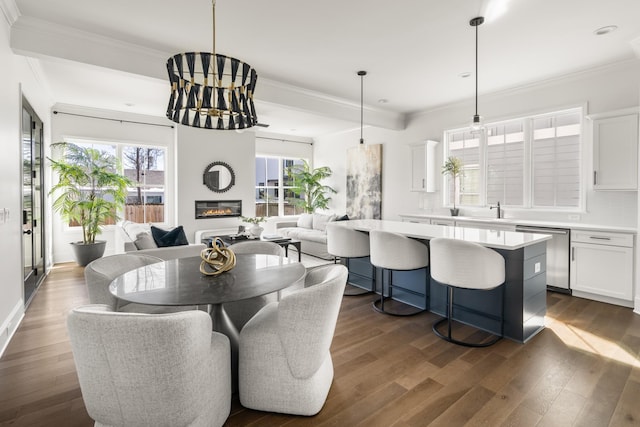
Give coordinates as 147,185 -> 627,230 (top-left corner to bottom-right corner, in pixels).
22,98 -> 45,306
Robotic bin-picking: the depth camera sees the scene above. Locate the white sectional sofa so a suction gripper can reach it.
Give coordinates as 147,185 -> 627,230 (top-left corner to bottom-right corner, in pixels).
118,221 -> 206,260
274,213 -> 341,260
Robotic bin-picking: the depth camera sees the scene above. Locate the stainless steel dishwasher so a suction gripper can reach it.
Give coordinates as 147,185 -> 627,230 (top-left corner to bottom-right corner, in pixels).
515,225 -> 571,293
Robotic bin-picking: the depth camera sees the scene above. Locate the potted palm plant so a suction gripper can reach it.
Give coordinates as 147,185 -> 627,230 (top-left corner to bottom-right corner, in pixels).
49,142 -> 132,266
442,156 -> 463,216
287,160 -> 337,213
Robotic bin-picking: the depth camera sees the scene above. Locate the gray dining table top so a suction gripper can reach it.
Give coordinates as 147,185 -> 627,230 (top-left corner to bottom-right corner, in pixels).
109,254 -> 306,307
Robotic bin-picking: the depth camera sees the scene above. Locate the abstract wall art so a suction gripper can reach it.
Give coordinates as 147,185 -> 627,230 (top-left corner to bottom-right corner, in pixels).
346,144 -> 382,219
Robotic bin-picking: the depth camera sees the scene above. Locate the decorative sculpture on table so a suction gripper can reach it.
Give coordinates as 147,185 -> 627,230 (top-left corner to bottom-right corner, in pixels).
200,237 -> 236,276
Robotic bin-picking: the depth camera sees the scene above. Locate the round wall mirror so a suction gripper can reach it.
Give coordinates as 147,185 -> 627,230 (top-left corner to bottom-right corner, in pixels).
203,161 -> 235,193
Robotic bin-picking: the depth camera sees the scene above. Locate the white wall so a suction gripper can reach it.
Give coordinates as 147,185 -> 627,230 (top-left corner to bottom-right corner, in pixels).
50,105 -> 176,262
175,126 -> 256,241
315,59 -> 640,228
0,12 -> 53,355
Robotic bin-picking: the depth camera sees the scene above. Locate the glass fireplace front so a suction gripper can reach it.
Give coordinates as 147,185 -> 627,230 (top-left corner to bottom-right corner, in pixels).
195,200 -> 242,219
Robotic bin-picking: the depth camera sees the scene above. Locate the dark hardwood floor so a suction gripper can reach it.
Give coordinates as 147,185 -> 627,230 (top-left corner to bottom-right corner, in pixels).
1,263 -> 639,426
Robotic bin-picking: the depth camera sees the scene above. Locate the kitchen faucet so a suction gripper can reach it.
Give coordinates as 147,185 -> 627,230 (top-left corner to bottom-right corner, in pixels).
490,201 -> 502,219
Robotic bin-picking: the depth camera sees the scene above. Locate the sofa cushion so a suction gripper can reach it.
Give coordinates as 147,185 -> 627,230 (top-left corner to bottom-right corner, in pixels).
151,225 -> 189,247
279,227 -> 327,244
134,232 -> 158,250
297,213 -> 313,229
312,213 -> 336,232
121,220 -> 151,242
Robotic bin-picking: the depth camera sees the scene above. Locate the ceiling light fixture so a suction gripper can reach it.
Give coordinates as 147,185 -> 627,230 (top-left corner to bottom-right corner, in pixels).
358,70 -> 366,144
166,0 -> 258,130
470,16 -> 485,133
594,25 -> 618,36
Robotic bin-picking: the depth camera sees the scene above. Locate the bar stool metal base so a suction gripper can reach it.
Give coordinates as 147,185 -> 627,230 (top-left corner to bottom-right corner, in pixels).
432,285 -> 503,348
372,297 -> 424,316
371,268 -> 425,316
337,257 -> 375,297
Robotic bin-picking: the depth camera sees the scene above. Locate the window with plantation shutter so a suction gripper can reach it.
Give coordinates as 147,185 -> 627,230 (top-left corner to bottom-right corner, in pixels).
486,120 -> 525,206
532,110 -> 581,208
447,130 -> 481,207
444,107 -> 582,210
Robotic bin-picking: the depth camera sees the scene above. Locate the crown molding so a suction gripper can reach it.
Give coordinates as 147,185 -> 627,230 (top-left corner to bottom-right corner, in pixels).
11,15 -> 406,131
408,58 -> 640,122
0,0 -> 19,26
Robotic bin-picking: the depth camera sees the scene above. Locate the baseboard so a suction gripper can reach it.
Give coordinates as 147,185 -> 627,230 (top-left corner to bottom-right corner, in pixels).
571,290 -> 634,308
634,296 -> 640,316
0,299 -> 25,358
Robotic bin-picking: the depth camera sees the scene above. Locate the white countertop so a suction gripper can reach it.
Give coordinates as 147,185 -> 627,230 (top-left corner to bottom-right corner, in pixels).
399,213 -> 637,234
333,219 -> 551,250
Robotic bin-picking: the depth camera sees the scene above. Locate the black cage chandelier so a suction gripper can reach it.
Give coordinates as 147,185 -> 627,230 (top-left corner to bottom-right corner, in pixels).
166,0 -> 258,130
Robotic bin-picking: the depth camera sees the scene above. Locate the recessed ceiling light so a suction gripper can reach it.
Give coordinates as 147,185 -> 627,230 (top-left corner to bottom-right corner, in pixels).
378,99 -> 388,104
459,72 -> 471,78
594,25 -> 618,36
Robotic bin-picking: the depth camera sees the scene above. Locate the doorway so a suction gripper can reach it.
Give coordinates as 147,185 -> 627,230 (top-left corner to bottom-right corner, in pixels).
22,97 -> 45,307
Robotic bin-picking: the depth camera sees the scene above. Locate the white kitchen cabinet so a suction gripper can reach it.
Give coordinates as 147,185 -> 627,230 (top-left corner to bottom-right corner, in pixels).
592,113 -> 639,190
570,230 -> 634,305
410,140 -> 437,192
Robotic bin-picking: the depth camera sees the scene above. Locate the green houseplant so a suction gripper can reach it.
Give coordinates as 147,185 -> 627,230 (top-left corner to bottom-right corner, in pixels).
442,156 -> 463,216
287,160 -> 337,214
241,216 -> 266,238
49,142 -> 132,266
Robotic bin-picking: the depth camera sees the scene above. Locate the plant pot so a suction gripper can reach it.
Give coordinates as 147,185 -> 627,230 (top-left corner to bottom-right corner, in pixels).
450,208 -> 459,217
71,240 -> 107,266
249,225 -> 264,238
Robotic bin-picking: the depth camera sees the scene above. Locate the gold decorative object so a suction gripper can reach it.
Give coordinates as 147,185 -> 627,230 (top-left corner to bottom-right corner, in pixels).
200,237 -> 236,276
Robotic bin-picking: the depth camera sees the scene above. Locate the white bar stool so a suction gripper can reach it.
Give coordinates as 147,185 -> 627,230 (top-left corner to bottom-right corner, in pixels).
369,230 -> 429,316
429,237 -> 506,347
326,223 -> 374,296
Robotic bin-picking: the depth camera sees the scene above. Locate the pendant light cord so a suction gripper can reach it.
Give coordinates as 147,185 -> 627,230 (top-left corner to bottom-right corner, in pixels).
470,16 -> 484,121
360,74 -> 364,144
474,22 -> 478,117
357,70 -> 366,144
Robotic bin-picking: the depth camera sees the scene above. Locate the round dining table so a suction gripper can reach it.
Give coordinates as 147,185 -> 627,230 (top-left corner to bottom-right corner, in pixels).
109,253 -> 306,388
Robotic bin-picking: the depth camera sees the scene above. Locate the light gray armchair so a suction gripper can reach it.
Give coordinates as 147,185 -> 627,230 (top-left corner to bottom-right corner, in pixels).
85,253 -> 194,313
223,241 -> 287,330
238,263 -> 347,416
67,305 -> 231,427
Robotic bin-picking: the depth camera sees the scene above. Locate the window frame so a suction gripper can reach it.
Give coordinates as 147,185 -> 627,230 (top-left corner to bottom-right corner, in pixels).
254,155 -> 309,217
443,106 -> 584,212
60,138 -> 171,228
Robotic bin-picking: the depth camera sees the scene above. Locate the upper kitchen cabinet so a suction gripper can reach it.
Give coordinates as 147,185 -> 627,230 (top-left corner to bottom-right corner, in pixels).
410,140 -> 437,192
591,111 -> 639,191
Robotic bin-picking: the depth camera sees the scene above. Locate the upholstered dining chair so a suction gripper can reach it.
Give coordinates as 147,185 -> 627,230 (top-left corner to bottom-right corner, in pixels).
67,304 -> 231,427
326,223 -> 374,296
223,241 -> 287,330
84,253 -> 192,313
429,237 -> 506,347
238,263 -> 347,416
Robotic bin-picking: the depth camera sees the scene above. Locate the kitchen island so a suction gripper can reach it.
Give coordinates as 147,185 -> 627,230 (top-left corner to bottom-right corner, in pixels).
331,219 -> 552,343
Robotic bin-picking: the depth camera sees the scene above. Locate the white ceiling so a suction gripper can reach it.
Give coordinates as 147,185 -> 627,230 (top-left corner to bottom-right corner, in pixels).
10,0 -> 640,137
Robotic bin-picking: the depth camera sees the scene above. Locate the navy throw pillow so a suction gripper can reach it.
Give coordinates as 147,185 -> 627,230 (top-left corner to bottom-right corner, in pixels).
336,214 -> 349,221
151,225 -> 189,247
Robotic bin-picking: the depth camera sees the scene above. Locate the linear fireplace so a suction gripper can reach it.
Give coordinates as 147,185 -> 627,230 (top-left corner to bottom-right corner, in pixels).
195,200 -> 242,219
